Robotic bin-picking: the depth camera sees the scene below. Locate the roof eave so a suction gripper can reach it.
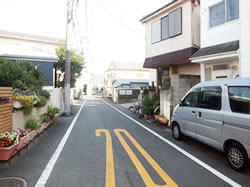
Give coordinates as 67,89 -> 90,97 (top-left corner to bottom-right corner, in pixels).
140,0 -> 185,23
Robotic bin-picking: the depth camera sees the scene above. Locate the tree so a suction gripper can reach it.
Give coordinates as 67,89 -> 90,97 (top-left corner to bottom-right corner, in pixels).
55,45 -> 85,88
0,58 -> 45,90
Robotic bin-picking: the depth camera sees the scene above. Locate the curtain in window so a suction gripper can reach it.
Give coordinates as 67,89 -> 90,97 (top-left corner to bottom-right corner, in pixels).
227,0 -> 239,22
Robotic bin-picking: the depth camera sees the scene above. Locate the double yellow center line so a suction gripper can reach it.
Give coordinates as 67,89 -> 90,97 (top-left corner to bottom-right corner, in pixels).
96,129 -> 178,187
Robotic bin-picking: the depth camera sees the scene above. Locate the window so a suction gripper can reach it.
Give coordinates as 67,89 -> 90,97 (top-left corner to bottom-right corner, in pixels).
226,0 -> 239,22
161,16 -> 169,40
209,0 -> 239,27
126,90 -> 132,95
182,90 -> 199,107
152,20 -> 161,43
151,7 -> 182,43
119,90 -> 126,95
200,87 -> 222,110
169,8 -> 182,37
210,1 -> 225,27
228,87 -> 250,114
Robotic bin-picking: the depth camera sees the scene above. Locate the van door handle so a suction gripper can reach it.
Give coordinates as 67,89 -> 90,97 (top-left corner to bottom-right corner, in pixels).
192,111 -> 195,114
198,112 -> 202,118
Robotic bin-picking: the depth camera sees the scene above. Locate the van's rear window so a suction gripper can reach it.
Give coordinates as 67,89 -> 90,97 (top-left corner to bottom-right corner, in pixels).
228,87 -> 250,114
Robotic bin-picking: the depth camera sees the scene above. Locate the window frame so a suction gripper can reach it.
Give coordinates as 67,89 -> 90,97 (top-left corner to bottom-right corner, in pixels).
168,7 -> 182,38
151,7 -> 182,44
209,0 -> 239,28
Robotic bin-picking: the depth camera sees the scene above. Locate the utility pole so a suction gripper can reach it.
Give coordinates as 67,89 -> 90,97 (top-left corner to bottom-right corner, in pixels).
64,0 -> 74,116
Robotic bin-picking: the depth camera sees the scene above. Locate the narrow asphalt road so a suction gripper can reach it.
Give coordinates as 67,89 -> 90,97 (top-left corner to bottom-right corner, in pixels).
1,97 -> 249,187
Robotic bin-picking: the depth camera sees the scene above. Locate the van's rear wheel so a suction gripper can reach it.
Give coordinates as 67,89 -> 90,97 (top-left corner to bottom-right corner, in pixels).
172,123 -> 182,140
226,142 -> 248,172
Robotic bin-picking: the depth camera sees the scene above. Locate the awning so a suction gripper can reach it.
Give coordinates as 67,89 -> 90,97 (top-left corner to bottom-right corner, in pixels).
191,40 -> 239,59
143,47 -> 198,69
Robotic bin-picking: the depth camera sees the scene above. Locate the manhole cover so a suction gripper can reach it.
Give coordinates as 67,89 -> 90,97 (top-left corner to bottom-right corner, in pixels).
0,177 -> 27,187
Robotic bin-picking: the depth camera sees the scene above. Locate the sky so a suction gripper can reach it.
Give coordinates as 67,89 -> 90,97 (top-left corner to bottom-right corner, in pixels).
0,0 -> 170,75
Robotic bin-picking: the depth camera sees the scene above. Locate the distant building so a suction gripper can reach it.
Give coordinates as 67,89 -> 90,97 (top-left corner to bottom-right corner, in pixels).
112,79 -> 148,104
103,61 -> 154,99
0,30 -> 64,86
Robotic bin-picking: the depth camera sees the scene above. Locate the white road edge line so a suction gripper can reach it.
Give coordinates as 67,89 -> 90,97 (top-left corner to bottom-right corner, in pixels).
102,99 -> 241,187
35,100 -> 86,187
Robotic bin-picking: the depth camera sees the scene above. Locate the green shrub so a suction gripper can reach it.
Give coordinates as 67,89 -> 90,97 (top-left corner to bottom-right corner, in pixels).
48,105 -> 60,118
26,119 -> 39,130
40,90 -> 50,99
0,59 -> 45,90
23,105 -> 34,115
36,96 -> 47,107
40,115 -> 51,123
142,96 -> 155,116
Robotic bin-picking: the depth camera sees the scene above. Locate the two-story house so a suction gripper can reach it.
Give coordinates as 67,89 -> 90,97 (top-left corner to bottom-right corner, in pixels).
140,0 -> 201,122
190,0 -> 241,81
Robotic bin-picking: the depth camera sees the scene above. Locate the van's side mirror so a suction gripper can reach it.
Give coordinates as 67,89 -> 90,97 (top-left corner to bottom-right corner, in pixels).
179,100 -> 183,107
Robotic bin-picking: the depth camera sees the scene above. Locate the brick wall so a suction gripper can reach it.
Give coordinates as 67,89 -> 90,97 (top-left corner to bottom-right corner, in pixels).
0,87 -> 12,134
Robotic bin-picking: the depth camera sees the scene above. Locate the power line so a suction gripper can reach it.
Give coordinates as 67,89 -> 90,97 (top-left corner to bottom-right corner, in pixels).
94,0 -> 145,38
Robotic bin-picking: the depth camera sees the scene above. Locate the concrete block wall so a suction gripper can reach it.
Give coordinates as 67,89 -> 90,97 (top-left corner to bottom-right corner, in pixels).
12,88 -> 64,130
160,74 -> 200,124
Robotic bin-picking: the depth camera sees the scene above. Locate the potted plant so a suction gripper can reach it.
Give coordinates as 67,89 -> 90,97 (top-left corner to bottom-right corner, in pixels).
48,105 -> 60,125
159,114 -> 168,125
154,114 -> 159,120
0,132 -> 20,160
12,95 -> 23,109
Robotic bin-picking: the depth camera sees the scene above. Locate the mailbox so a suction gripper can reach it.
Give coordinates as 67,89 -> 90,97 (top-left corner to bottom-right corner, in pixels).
0,97 -> 9,103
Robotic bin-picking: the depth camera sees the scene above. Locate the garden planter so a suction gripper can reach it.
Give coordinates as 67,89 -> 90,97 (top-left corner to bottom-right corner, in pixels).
27,130 -> 36,139
17,135 -> 29,150
154,115 -> 159,120
159,117 -> 168,125
0,144 -> 18,161
13,101 -> 22,109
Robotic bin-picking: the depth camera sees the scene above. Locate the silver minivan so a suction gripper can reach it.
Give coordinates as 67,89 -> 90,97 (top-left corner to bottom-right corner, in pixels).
171,78 -> 250,171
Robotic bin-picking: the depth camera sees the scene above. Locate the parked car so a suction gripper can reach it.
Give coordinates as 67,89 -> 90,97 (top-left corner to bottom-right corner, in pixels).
171,78 -> 250,172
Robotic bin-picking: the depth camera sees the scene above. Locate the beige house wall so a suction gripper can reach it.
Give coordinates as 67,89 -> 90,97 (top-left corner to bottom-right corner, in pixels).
177,63 -> 200,75
145,0 -> 194,58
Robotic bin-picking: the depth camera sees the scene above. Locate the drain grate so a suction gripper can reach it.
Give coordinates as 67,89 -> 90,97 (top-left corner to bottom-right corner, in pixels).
0,177 -> 27,187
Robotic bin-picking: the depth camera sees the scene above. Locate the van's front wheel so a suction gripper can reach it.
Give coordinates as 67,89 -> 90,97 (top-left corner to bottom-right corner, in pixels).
172,123 -> 182,140
226,142 -> 248,172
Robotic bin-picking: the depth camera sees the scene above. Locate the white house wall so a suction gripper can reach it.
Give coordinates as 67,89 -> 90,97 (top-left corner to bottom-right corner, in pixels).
145,0 -> 193,58
240,0 -> 250,77
0,37 -> 59,56
200,0 -> 240,48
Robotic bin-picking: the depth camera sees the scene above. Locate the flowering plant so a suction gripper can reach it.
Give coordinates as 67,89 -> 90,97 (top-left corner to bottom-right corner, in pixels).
0,132 -> 19,147
13,95 -> 33,107
40,113 -> 53,122
15,128 -> 28,137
